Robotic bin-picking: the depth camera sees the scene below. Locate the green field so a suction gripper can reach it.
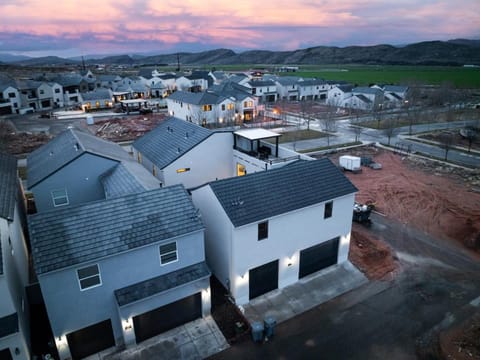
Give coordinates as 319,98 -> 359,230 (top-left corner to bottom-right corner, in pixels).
211,64 -> 480,89
292,65 -> 480,88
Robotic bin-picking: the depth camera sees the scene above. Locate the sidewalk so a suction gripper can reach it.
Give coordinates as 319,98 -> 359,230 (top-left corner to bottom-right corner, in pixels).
242,261 -> 368,325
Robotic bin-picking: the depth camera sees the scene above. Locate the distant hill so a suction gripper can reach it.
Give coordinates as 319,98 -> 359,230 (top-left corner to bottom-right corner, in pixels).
4,39 -> 480,67
13,56 -> 79,66
0,53 -> 32,63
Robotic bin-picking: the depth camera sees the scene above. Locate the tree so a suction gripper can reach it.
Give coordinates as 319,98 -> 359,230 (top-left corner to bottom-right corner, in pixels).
299,100 -> 314,130
320,108 -> 337,146
439,131 -> 454,161
382,117 -> 400,146
349,111 -> 364,142
372,106 -> 383,129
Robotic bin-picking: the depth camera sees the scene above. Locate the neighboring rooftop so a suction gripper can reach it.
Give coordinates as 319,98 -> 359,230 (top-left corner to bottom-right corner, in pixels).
167,90 -> 226,105
132,117 -> 212,169
0,153 -> 18,221
27,127 -> 131,188
208,158 -> 358,227
29,185 -> 203,274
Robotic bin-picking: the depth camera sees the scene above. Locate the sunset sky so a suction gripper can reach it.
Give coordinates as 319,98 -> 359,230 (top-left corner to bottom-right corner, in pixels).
1,0 -> 479,58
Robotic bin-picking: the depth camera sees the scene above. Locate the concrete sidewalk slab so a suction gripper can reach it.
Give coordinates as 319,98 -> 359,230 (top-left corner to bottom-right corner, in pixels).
243,261 -> 368,325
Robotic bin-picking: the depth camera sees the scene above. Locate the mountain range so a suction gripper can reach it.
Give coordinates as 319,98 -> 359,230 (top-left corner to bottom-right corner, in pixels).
1,39 -> 479,67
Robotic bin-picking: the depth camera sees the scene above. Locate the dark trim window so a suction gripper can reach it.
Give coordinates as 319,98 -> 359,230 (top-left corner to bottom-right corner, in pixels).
258,221 -> 268,241
77,264 -> 101,290
51,188 -> 69,207
324,201 -> 333,219
160,242 -> 178,265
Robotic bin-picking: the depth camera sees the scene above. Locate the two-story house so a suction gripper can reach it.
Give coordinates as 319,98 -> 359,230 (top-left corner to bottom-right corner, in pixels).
28,185 -> 211,360
27,127 -> 160,213
0,84 -> 20,115
191,159 -> 357,305
0,153 -> 30,360
246,80 -> 277,103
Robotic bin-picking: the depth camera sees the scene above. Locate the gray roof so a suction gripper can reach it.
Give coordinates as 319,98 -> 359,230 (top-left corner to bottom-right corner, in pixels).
0,153 -> 17,221
81,89 -> 112,101
208,159 -> 357,227
115,262 -> 210,306
336,85 -> 354,93
168,90 -> 225,105
100,163 -> 153,199
29,185 -> 203,274
275,77 -> 301,86
0,313 -> 18,337
209,81 -> 253,101
384,85 -> 408,93
248,80 -> 276,87
27,128 -> 131,188
352,87 -> 383,95
355,94 -> 372,104
133,117 -> 212,169
300,79 -> 327,86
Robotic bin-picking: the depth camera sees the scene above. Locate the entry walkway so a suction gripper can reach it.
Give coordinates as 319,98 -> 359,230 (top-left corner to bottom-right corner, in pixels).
243,261 -> 368,325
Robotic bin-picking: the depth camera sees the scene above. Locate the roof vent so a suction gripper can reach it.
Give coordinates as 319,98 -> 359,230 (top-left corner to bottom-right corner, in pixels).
185,132 -> 189,139
231,197 -> 244,207
177,147 -> 181,153
74,142 -> 79,151
49,151 -> 54,156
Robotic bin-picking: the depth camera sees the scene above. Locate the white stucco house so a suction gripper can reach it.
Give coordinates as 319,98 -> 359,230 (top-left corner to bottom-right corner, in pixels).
0,153 -> 30,360
191,158 -> 358,305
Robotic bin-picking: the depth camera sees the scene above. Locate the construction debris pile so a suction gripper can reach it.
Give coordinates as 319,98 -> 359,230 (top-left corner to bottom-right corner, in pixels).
87,114 -> 166,142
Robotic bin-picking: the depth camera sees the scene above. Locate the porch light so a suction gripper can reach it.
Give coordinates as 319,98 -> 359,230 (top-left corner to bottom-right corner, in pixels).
123,318 -> 133,331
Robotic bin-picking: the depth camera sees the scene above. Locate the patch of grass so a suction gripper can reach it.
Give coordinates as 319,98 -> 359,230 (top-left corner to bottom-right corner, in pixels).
265,129 -> 327,144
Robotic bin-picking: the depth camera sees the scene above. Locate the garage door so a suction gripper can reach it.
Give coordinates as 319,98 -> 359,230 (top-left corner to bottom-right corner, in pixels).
133,293 -> 202,344
66,319 -> 115,360
249,260 -> 279,300
299,237 -> 339,279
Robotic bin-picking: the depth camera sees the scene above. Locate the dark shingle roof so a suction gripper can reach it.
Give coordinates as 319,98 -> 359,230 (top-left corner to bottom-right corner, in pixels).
0,313 -> 18,337
100,163 -> 149,199
81,89 -> 112,101
133,117 -> 212,169
167,91 -> 225,105
27,128 -> 131,188
0,153 -> 17,221
115,262 -> 210,306
29,185 -> 203,274
209,159 -> 357,227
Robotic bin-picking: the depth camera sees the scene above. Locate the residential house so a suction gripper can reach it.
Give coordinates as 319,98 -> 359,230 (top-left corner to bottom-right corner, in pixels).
95,75 -> 122,90
381,85 -> 409,107
52,74 -> 86,106
16,80 -> 61,111
191,159 -> 357,305
208,71 -> 227,85
326,84 -> 354,107
297,79 -> 330,100
246,80 -> 277,103
348,87 -> 384,111
0,153 -> 30,360
209,81 -> 259,122
132,117 -> 307,189
132,117 -> 233,189
26,127 -> 160,213
275,76 -> 301,100
28,185 -> 211,359
0,84 -> 20,115
80,89 -> 114,112
166,90 -> 236,126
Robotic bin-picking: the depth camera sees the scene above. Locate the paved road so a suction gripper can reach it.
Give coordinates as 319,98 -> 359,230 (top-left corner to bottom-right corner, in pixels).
209,214 -> 480,360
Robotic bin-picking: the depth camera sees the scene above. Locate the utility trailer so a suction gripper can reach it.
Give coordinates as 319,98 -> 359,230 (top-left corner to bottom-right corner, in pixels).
339,155 -> 362,173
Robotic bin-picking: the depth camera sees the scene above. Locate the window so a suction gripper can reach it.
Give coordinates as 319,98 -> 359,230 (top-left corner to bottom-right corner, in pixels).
55,88 -> 60,93
39,89 -> 44,95
8,92 -> 16,98
202,104 -> 212,111
258,221 -> 268,241
324,201 -> 333,219
243,101 -> 253,107
221,104 -> 225,111
227,103 -> 234,110
77,264 -> 101,290
160,242 -> 178,265
51,188 -> 69,207
236,163 -> 246,176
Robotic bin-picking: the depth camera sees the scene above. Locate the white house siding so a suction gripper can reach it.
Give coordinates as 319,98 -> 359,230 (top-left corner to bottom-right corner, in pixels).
191,186 -> 233,292
0,210 -> 30,359
230,194 -> 354,305
162,133 -> 233,189
38,230 -> 206,358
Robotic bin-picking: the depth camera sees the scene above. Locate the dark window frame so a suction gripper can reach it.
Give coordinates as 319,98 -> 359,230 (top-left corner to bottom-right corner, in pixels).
258,221 -> 268,241
324,201 -> 333,219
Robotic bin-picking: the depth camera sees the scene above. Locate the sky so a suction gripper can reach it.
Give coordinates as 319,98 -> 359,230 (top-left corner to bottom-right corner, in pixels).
0,0 -> 479,58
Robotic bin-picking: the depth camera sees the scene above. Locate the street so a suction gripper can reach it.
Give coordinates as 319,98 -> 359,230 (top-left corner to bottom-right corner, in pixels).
210,214 -> 480,360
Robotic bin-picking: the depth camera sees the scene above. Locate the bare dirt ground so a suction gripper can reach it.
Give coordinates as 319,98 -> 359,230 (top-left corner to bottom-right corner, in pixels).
330,146 -> 480,358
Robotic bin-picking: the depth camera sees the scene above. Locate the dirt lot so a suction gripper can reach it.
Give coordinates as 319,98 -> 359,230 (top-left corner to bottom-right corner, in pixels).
332,146 -> 480,358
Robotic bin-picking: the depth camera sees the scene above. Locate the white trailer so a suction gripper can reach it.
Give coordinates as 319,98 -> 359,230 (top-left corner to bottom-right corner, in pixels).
339,155 -> 362,172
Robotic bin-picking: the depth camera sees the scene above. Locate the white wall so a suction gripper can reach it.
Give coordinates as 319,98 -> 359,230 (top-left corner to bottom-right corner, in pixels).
163,132 -> 234,189
230,194 -> 355,304
191,186 -> 233,292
